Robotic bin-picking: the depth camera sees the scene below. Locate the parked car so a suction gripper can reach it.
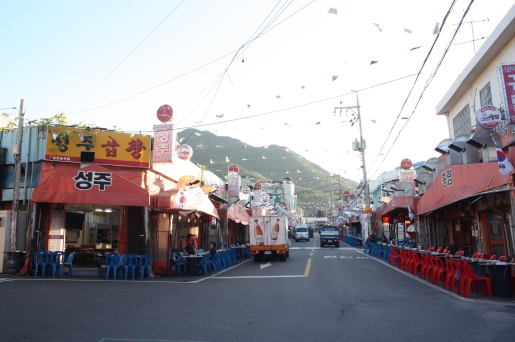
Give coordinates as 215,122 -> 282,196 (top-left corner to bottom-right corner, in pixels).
294,227 -> 309,242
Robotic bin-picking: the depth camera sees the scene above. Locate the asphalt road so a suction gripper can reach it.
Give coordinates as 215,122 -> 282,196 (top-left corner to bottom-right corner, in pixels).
1,235 -> 515,342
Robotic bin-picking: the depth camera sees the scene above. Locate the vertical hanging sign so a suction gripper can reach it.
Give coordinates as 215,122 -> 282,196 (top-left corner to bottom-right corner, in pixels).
500,63 -> 515,124
153,124 -> 174,163
48,206 -> 65,252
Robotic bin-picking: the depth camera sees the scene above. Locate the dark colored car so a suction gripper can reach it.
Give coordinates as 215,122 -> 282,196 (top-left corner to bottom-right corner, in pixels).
308,227 -> 314,238
320,226 -> 341,248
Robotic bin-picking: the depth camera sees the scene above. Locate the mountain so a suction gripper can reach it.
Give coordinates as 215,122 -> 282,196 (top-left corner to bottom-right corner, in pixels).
177,129 -> 357,215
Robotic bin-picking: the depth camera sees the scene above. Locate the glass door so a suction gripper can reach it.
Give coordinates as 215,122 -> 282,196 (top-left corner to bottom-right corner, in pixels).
485,212 -> 506,258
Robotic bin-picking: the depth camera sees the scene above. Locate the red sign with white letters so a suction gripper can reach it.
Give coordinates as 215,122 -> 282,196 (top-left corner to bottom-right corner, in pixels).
500,64 -> 515,124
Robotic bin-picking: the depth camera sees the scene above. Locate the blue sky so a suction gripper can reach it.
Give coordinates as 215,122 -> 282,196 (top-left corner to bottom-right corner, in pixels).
1,0 -> 513,183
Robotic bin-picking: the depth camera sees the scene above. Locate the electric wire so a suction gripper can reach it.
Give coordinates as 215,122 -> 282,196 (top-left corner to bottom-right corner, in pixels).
342,0 -> 462,211
65,0 -> 186,113
179,1 -> 293,144
67,0 -> 315,116
365,0 -> 457,176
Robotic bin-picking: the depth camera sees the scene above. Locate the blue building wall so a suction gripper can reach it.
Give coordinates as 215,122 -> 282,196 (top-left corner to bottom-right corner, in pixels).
0,126 -> 47,202
0,126 -> 47,164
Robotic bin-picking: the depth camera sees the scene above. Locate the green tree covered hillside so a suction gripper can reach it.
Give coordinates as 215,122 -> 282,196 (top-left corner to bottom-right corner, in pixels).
177,129 -> 357,214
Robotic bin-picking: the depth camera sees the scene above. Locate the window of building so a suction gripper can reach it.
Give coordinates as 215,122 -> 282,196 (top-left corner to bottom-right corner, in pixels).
453,104 -> 472,137
479,83 -> 493,106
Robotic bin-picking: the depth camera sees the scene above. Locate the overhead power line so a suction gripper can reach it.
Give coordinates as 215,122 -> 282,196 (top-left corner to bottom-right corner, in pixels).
67,0 -> 315,116
66,0 -> 186,113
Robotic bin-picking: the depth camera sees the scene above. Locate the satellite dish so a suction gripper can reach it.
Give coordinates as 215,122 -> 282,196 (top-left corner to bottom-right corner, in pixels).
434,138 -> 453,155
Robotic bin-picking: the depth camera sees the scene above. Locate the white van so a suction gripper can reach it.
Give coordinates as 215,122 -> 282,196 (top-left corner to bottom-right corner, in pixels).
294,224 -> 309,242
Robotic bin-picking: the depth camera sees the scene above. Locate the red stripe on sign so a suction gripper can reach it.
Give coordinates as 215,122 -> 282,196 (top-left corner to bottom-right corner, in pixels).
49,235 -> 64,239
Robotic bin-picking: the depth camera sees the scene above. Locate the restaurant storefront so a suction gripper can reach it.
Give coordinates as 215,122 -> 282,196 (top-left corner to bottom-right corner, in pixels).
29,162 -> 151,270
218,203 -> 250,247
149,185 -> 220,275
416,162 -> 513,257
377,196 -> 420,243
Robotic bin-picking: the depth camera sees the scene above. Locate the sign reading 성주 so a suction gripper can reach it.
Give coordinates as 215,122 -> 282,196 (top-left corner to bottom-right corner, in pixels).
153,124 -> 174,163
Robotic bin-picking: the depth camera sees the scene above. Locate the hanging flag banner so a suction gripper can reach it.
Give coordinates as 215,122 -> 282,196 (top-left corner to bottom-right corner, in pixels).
153,123 -> 174,163
492,138 -> 514,176
500,63 -> 515,124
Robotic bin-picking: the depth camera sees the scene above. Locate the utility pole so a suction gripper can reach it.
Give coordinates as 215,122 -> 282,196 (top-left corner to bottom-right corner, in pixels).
335,91 -> 370,237
10,99 -> 25,253
334,91 -> 369,207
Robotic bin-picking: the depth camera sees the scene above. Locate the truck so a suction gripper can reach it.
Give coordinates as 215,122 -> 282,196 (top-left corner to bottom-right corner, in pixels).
320,226 -> 341,248
249,216 -> 290,262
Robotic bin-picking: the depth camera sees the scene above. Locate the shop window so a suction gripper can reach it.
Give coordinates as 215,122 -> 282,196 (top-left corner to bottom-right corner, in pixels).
479,83 -> 493,106
453,104 -> 472,137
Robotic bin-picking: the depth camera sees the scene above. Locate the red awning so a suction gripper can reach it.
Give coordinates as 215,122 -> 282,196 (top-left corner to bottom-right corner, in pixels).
416,162 -> 511,215
151,186 -> 219,219
381,196 -> 420,216
32,162 -> 149,206
217,204 -> 250,224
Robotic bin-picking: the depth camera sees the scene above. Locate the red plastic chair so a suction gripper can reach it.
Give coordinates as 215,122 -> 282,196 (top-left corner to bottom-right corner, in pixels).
389,247 -> 400,266
424,254 -> 436,282
398,249 -> 407,270
498,256 -> 507,262
489,255 -> 497,260
404,251 -> 415,272
432,256 -> 447,286
458,260 -> 492,299
420,253 -> 429,280
444,258 -> 458,292
411,252 -> 423,275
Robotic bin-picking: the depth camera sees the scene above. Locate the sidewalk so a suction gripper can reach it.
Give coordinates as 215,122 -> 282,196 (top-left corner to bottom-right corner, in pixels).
0,260 -> 250,284
349,243 -> 515,306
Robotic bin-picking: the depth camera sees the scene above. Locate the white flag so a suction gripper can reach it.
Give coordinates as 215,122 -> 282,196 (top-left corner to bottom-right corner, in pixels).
407,203 -> 414,221
492,135 -> 514,176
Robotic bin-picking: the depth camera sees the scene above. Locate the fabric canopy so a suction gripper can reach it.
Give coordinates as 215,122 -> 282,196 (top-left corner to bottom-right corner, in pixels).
217,203 -> 250,225
381,196 -> 420,216
151,186 -> 219,218
32,162 -> 149,206
416,162 -> 511,215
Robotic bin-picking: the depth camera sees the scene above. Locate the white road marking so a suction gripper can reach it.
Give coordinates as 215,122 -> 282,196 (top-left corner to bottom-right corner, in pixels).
324,256 -> 338,258
290,247 -> 354,250
0,278 -> 15,282
260,262 -> 272,269
212,275 -> 304,279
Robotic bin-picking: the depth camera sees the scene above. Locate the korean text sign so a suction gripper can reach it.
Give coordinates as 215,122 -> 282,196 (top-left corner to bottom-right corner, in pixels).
45,127 -> 151,167
500,63 -> 515,124
153,124 -> 174,163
